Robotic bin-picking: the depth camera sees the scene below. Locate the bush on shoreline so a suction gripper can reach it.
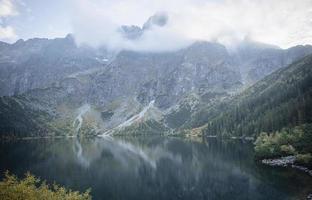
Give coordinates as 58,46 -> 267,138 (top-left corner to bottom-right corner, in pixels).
254,123 -> 312,167
0,171 -> 91,200
295,153 -> 312,168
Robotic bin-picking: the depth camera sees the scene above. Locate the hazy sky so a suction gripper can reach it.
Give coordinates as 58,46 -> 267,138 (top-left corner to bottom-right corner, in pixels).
0,0 -> 311,51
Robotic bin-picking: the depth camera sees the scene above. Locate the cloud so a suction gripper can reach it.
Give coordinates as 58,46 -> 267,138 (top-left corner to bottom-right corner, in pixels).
0,0 -> 18,17
0,0 -> 18,42
70,0 -> 194,51
70,0 -> 312,51
0,25 -> 16,41
0,0 -> 310,49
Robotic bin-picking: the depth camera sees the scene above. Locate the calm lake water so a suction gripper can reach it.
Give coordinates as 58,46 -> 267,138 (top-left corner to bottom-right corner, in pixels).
0,136 -> 311,200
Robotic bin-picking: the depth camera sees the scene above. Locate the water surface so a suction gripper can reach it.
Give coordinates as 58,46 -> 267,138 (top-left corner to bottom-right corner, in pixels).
0,136 -> 311,200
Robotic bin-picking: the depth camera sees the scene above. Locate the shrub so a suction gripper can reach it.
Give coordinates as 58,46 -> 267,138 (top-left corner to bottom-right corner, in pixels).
280,144 -> 296,155
254,123 -> 312,161
294,124 -> 312,153
0,171 -> 91,200
295,153 -> 312,168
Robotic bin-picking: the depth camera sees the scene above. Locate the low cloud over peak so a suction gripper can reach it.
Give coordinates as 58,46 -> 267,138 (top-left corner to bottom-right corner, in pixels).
1,0 -> 312,51
71,0 -> 312,51
72,9 -> 192,52
119,12 -> 169,40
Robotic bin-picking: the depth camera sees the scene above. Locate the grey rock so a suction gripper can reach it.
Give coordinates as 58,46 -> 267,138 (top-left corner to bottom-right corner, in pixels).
234,40 -> 312,84
0,34 -> 113,96
262,156 -> 312,177
262,156 -> 296,167
119,12 -> 169,40
120,25 -> 143,40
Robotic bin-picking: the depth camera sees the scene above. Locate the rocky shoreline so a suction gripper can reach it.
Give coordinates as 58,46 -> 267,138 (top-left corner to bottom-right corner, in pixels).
262,156 -> 312,200
262,156 -> 296,167
262,156 -> 312,176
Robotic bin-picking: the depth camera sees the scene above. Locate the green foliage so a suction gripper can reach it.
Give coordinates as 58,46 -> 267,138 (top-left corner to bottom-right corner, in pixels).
254,124 -> 312,166
292,123 -> 312,153
280,144 -> 296,155
0,96 -> 53,138
0,171 -> 91,200
295,153 -> 312,168
254,131 -> 296,158
253,132 -> 272,158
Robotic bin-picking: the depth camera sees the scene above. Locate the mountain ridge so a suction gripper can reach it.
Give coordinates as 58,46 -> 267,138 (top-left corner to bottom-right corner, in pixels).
0,31 -> 312,137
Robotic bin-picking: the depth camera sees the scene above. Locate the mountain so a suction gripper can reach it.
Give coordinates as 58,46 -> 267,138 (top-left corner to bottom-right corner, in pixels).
1,42 -> 311,138
0,34 -> 114,96
0,40 -> 242,137
1,34 -> 311,99
235,40 -> 312,84
1,14 -> 312,137
185,53 -> 312,138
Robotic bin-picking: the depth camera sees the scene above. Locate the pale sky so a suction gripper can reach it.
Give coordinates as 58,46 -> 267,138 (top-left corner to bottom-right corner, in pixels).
0,0 -> 312,50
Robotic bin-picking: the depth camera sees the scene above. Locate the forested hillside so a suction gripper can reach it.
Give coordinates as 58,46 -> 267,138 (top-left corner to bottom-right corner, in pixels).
188,54 -> 312,138
0,96 -> 52,138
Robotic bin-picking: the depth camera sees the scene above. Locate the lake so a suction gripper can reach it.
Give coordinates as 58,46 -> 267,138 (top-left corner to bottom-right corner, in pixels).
0,136 -> 311,200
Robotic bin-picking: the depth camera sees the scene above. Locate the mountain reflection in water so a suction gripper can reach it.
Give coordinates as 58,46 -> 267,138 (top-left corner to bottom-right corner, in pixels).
0,136 -> 312,200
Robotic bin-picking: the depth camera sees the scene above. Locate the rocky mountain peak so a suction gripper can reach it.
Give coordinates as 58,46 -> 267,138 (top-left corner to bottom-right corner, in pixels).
120,12 -> 169,40
142,12 -> 168,30
120,25 -> 143,40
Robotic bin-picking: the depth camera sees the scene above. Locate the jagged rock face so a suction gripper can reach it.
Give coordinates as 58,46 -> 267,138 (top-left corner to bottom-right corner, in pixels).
235,41 -> 312,84
0,35 -> 112,96
89,41 -> 241,109
2,34 -> 311,99
1,31 -> 312,136
0,40 -> 242,135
